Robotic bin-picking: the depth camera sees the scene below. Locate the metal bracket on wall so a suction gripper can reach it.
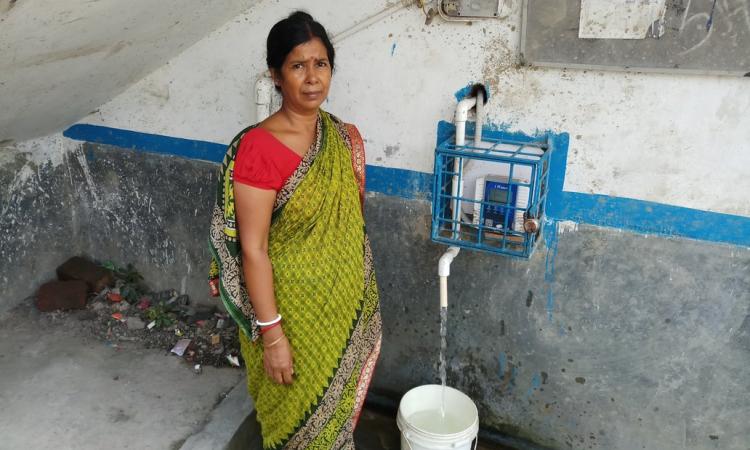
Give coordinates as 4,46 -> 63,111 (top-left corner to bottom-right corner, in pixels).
437,0 -> 511,21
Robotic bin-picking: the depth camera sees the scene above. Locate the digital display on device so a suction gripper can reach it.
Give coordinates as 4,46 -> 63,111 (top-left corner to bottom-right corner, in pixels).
488,189 -> 508,203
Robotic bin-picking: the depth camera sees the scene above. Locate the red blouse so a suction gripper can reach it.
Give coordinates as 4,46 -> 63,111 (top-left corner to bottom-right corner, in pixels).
233,128 -> 302,191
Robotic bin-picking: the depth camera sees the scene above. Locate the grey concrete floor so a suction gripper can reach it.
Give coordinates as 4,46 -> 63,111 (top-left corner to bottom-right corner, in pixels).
0,300 -> 515,450
0,301 -> 242,450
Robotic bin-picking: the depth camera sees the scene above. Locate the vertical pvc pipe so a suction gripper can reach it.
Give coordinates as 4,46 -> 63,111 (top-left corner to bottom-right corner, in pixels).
474,90 -> 484,146
451,97 -> 477,239
440,276 -> 448,308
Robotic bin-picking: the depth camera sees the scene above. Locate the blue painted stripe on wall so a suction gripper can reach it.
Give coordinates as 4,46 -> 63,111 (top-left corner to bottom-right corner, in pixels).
64,124 -> 227,163
63,123 -> 432,200
63,122 -> 750,247
559,191 -> 750,247
366,165 -> 433,200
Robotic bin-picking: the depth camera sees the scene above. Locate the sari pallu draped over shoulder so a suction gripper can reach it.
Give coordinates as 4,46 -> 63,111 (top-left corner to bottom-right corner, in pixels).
208,111 -> 381,450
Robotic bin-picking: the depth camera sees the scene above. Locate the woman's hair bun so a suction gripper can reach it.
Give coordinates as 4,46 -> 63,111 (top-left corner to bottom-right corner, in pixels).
287,11 -> 314,22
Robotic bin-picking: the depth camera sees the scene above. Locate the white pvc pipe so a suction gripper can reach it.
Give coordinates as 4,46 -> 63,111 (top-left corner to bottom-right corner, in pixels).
440,89 -> 484,310
454,96 -> 478,144
439,276 -> 448,309
438,246 -> 460,277
438,246 -> 460,308
255,72 -> 275,122
474,90 -> 484,145
450,96 -> 477,237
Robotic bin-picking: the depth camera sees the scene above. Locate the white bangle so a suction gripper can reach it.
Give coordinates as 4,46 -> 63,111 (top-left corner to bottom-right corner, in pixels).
256,314 -> 282,327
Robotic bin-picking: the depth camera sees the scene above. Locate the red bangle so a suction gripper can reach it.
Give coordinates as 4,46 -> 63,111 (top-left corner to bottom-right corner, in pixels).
208,278 -> 220,297
259,321 -> 281,334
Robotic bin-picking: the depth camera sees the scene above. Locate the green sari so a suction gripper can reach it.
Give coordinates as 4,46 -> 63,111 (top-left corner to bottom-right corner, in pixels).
208,111 -> 382,449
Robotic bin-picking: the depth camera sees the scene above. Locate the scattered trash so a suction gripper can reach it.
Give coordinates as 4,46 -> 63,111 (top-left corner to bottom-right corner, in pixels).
193,364 -> 202,374
34,259 -> 243,369
171,339 -> 192,357
226,354 -> 240,367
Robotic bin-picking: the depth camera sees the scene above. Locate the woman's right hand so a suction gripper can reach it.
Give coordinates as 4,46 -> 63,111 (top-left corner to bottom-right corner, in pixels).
262,327 -> 294,385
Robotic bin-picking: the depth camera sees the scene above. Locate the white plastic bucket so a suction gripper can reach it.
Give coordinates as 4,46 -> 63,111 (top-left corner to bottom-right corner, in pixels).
396,384 -> 479,450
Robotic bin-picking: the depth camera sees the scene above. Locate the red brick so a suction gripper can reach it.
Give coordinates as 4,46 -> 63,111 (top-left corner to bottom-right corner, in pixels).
35,280 -> 88,312
56,256 -> 113,293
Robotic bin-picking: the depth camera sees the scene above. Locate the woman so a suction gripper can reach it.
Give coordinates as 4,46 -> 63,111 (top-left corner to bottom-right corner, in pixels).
208,11 -> 382,450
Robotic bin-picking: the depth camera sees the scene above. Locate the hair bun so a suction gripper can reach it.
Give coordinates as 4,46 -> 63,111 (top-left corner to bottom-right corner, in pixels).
288,11 -> 314,22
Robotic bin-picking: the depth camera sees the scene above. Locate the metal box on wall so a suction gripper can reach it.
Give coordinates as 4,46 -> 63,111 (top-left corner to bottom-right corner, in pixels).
440,0 -> 502,18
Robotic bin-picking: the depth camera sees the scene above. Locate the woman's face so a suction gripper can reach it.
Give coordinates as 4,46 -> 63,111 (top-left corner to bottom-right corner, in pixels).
273,37 -> 332,113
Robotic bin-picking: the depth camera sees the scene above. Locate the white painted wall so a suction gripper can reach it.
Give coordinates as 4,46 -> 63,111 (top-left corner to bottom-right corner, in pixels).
72,0 -> 750,217
0,0 -> 253,142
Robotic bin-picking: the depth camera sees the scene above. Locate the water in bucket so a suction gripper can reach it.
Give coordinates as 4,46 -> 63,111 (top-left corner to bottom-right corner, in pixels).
408,409 -> 466,434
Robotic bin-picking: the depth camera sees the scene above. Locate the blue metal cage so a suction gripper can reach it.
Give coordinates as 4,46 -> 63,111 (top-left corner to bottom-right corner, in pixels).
431,134 -> 552,258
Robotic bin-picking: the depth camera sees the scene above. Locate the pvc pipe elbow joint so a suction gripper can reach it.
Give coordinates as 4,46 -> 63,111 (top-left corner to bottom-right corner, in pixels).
438,246 -> 461,277
454,97 -> 478,123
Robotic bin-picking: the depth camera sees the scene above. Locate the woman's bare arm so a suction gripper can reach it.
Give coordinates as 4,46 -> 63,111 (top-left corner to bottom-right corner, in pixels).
234,181 -> 294,385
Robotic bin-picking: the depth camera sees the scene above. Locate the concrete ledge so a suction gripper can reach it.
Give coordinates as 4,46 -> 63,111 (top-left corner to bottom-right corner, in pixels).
180,380 -> 260,450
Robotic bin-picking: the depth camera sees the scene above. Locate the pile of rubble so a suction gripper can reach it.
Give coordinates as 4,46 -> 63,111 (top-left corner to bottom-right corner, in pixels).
35,256 -> 243,370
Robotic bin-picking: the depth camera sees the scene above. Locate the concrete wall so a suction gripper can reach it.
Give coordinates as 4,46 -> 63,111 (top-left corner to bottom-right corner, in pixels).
0,140 -> 217,316
369,196 -> 750,450
3,0 -> 750,448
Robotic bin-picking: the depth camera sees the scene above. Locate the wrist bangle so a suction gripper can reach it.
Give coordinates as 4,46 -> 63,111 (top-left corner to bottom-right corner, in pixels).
264,335 -> 284,348
256,314 -> 282,327
259,321 -> 281,334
